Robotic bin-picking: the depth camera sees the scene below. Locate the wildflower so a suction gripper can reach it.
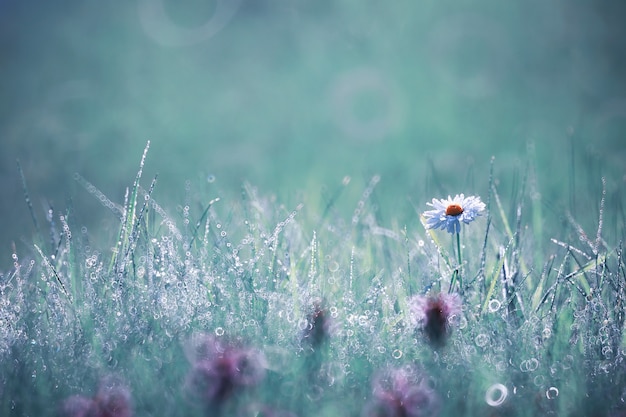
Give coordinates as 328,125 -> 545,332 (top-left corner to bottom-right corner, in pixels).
422,194 -> 486,234
363,366 -> 440,417
92,378 -> 133,417
59,378 -> 132,417
409,293 -> 462,347
59,395 -> 94,417
186,334 -> 266,407
301,300 -> 332,350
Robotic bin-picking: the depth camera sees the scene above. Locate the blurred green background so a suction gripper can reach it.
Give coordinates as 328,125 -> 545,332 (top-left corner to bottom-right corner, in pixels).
1,0 -> 625,267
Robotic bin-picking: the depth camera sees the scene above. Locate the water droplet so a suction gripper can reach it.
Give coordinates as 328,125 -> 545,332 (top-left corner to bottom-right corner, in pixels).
562,355 -> 573,370
392,349 -> 403,359
488,299 -> 501,313
215,327 -> 224,336
306,385 -> 324,401
546,386 -> 559,399
485,383 -> 508,407
475,333 -> 489,347
207,175 -> 216,183
520,358 -> 539,372
298,319 -> 310,331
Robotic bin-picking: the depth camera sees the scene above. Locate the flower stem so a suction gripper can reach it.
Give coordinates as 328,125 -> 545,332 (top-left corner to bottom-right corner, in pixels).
449,232 -> 463,293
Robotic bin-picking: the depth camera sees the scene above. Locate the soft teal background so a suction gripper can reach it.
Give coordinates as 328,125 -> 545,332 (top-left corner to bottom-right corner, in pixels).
1,0 -> 625,267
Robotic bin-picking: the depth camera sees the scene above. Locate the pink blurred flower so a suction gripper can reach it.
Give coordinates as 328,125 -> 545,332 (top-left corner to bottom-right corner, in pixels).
409,293 -> 462,347
92,379 -> 133,417
186,334 -> 266,405
301,301 -> 332,349
59,378 -> 132,417
59,395 -> 94,417
363,367 -> 440,417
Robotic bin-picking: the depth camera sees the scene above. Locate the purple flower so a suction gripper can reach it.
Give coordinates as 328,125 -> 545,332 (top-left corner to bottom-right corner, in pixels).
60,395 -> 94,417
409,293 -> 462,347
301,301 -> 332,349
186,334 -> 266,406
59,378 -> 132,417
92,379 -> 133,417
363,367 -> 440,417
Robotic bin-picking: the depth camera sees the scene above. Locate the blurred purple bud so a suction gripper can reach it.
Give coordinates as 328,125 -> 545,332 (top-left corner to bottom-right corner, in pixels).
59,395 -> 94,417
409,293 -> 462,347
302,301 -> 332,349
59,378 -> 132,417
93,379 -> 132,417
186,333 -> 266,405
365,367 -> 440,417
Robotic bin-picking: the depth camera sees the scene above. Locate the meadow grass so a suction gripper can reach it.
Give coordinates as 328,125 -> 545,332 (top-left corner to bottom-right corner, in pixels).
1,143 -> 625,417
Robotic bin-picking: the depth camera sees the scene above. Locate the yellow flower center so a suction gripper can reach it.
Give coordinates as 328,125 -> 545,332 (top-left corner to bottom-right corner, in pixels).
445,204 -> 463,216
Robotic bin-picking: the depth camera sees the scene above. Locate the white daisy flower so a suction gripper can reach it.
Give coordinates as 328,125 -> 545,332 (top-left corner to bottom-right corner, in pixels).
422,194 -> 486,234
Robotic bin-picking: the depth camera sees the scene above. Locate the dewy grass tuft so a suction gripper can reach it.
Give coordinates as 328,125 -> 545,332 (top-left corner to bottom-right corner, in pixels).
1,148 -> 625,417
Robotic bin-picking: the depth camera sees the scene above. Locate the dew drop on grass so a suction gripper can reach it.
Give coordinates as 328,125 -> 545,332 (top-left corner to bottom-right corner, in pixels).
475,334 -> 489,347
298,319 -> 310,331
306,385 -> 323,401
562,355 -> 574,369
215,327 -> 224,336
546,386 -> 559,399
207,175 -> 216,183
488,299 -> 501,313
392,349 -> 402,359
485,383 -> 508,407
519,358 -> 539,372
